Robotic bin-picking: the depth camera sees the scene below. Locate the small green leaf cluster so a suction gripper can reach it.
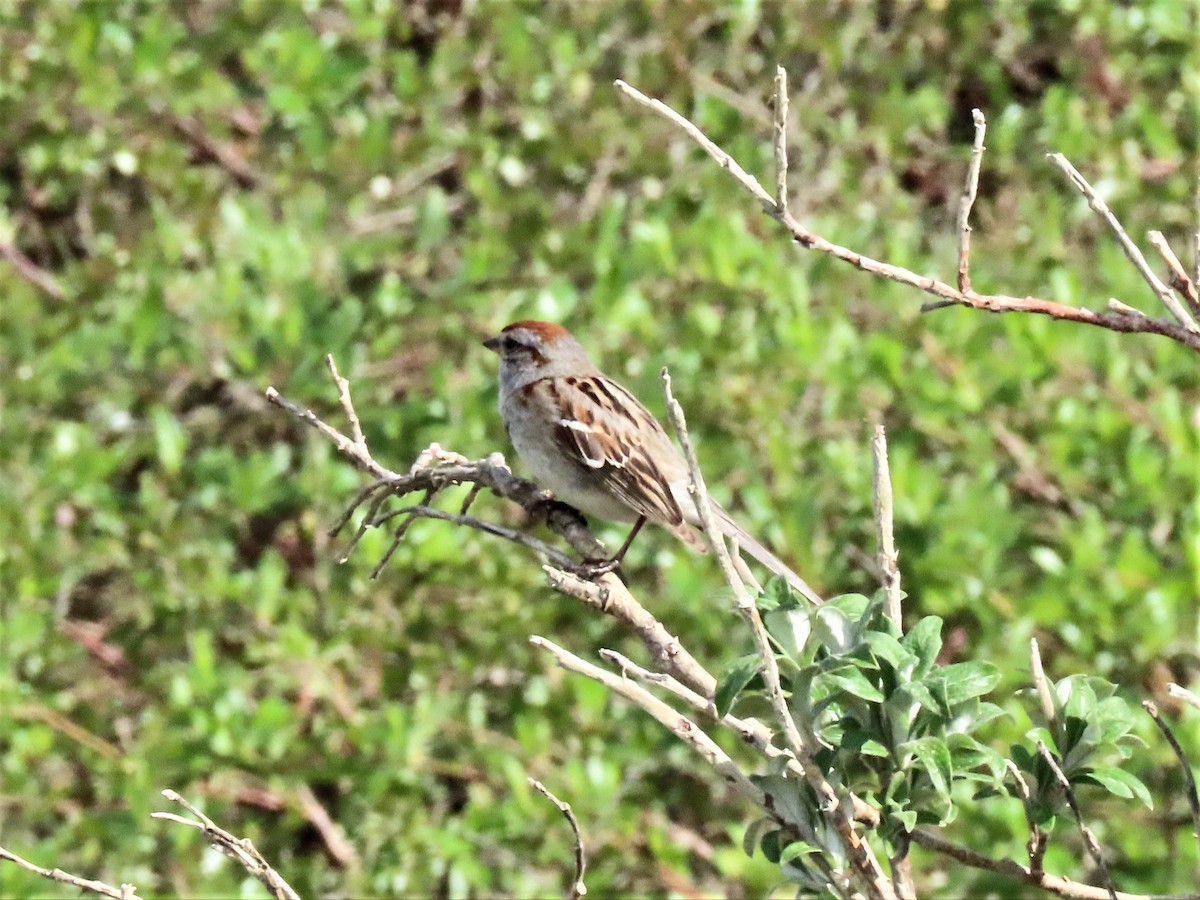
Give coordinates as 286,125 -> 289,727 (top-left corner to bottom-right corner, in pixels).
1008,675 -> 1152,823
728,581 -> 1005,861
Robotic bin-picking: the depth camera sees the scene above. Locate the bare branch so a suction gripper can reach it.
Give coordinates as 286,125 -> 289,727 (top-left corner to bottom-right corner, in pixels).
871,425 -> 902,628
0,846 -> 138,899
1036,742 -> 1117,900
909,829 -> 1154,900
613,80 -> 775,211
1143,701 -> 1200,855
614,77 -> 1200,354
1047,154 -> 1198,333
957,108 -> 987,292
1193,175 -> 1200,290
529,637 -> 766,811
152,790 -> 300,900
1107,298 -> 1148,318
295,783 -> 358,870
0,238 -> 67,302
1168,682 -> 1200,712
597,647 -> 881,828
661,369 -> 892,900
1147,231 -> 1200,317
528,778 -> 587,899
772,65 -> 789,211
325,354 -> 367,453
1006,759 -> 1048,877
166,110 -> 261,189
545,567 -> 715,698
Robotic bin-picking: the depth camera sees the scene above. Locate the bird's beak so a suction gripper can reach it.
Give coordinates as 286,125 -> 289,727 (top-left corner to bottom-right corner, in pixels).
482,334 -> 501,353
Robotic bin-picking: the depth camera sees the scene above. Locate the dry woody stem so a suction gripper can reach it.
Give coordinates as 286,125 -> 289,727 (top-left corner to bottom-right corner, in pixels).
661,368 -> 893,900
151,789 -> 301,900
613,79 -> 1200,354
528,778 -> 588,899
1142,701 -> 1200,856
1035,743 -> 1117,900
956,108 -> 987,292
871,424 -> 902,628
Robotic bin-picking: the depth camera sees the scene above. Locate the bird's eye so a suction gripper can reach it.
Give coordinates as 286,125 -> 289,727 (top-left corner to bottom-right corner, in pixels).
501,335 -> 524,352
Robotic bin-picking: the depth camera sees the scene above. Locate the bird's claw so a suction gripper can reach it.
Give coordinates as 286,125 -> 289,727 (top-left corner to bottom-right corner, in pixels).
566,557 -> 622,580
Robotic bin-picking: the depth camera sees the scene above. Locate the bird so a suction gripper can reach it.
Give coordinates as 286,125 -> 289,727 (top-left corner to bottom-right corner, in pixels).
483,319 -> 821,603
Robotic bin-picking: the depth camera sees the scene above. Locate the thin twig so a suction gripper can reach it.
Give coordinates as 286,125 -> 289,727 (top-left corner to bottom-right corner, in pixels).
545,567 -> 714,698
1006,759 -> 1049,877
1036,742 -> 1117,900
597,647 -> 881,827
528,779 -> 587,899
957,108 -> 987,292
529,637 -> 767,813
614,77 -> 1200,354
1168,683 -> 1200,712
773,65 -> 789,211
295,783 -> 359,869
1107,298 -> 1148,318
1142,701 -> 1200,853
0,239 -> 67,301
614,79 -> 775,211
533,635 -> 846,895
1193,175 -> 1200,291
326,354 -> 367,452
871,425 -> 902,628
1046,154 -> 1199,333
909,829 -> 1155,900
167,112 -> 261,189
151,790 -> 300,900
1147,231 -> 1200,317
0,846 -> 138,899
661,368 -> 892,900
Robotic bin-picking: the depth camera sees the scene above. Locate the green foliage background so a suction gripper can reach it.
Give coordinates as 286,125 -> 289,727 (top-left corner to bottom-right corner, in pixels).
1,1 -> 1197,896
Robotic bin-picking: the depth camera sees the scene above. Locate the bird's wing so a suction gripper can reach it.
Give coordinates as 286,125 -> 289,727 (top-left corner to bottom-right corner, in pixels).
530,375 -> 687,528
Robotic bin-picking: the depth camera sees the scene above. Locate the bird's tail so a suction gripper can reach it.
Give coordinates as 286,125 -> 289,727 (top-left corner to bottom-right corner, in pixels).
709,501 -> 823,605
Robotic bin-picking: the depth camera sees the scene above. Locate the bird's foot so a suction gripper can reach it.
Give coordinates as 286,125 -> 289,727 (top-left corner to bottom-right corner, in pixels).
566,556 -> 623,581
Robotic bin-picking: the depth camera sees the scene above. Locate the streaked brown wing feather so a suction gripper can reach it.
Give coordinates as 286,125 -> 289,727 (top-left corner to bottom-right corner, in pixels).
537,376 -> 685,527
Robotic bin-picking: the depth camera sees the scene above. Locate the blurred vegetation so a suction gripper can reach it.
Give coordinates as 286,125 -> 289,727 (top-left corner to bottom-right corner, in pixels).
1,1 -> 1197,897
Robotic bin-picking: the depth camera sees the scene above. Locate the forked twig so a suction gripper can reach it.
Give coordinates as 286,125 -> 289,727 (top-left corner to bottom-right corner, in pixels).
151,789 -> 300,900
1046,154 -> 1198,333
528,779 -> 587,899
0,846 -> 138,899
1036,743 -> 1116,900
614,77 -> 1200,353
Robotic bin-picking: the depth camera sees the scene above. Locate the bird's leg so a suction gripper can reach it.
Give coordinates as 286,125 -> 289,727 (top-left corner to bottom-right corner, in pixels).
570,516 -> 646,579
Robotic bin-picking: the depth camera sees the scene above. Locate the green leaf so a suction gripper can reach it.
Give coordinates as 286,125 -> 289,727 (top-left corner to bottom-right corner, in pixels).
715,654 -> 761,718
779,840 -> 822,865
152,406 -> 188,474
902,616 -> 943,675
840,728 -> 890,757
763,607 -> 812,664
939,661 -> 1001,704
902,736 -> 953,800
742,816 -> 774,857
812,605 -> 857,655
863,631 -> 915,672
759,576 -> 802,612
1078,767 -> 1154,809
753,774 -> 815,833
821,668 -> 886,703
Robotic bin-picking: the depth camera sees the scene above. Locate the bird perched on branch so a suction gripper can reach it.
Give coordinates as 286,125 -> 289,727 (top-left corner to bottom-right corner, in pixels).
483,319 -> 820,603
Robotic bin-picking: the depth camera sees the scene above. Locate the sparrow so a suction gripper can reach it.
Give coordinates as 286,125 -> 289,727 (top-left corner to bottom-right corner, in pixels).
483,320 -> 820,603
